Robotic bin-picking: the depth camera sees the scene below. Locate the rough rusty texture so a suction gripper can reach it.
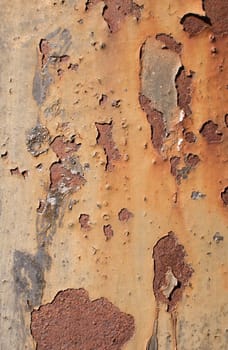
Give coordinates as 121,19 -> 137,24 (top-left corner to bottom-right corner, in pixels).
50,136 -> 80,160
95,122 -> 121,171
175,68 -> 193,117
180,14 -> 210,37
118,208 -> 133,222
221,187 -> 228,206
184,130 -> 197,143
199,120 -> 223,143
79,214 -> 91,231
139,95 -> 166,152
181,0 -> 228,37
87,0 -> 142,33
103,224 -> 114,240
170,154 -> 200,184
156,33 -> 182,54
31,288 -> 135,350
153,232 -> 193,312
26,124 -> 50,157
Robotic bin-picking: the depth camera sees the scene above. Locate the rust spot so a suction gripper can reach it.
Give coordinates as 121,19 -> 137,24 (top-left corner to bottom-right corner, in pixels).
139,95 -> 166,152
184,130 -> 197,143
153,232 -> 193,312
10,167 -> 28,178
103,224 -> 114,240
87,0 -> 142,33
199,120 -> 223,143
99,94 -> 108,105
31,288 -> 135,350
180,14 -> 210,37
95,121 -> 121,171
155,33 -> 182,54
68,63 -> 79,71
37,200 -> 46,214
51,136 -> 80,160
26,124 -> 50,157
181,0 -> 228,37
50,161 -> 85,192
175,67 -> 193,117
170,154 -> 200,184
118,208 -> 133,222
79,214 -> 91,231
221,187 -> 228,206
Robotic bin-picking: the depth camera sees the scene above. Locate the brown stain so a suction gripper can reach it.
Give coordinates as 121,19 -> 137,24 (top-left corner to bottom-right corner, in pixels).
103,224 -> 114,240
79,214 -> 91,231
156,33 -> 182,54
180,0 -> 228,37
118,208 -> 133,222
199,120 -> 223,143
170,154 -> 200,184
31,288 -> 135,350
153,232 -> 193,312
225,114 -> 228,127
50,162 -> 85,191
95,121 -> 121,171
175,68 -> 193,117
221,187 -> 228,206
184,130 -> 197,143
86,0 -> 142,33
50,136 -> 81,160
139,95 -> 166,153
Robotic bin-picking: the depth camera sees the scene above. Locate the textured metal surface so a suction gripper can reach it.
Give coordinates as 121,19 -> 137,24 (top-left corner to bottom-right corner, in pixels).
0,1 -> 227,349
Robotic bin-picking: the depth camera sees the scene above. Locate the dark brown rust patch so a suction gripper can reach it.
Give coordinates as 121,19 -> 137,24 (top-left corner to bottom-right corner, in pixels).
181,0 -> 228,37
118,208 -> 133,222
180,14 -> 210,37
155,33 -> 182,54
103,224 -> 114,240
51,136 -> 80,160
199,120 -> 223,143
139,95 -> 166,152
221,187 -> 228,206
170,154 -> 200,184
95,121 -> 121,171
153,232 -> 193,312
225,114 -> 228,127
31,288 -> 135,350
87,0 -> 142,33
99,94 -> 108,105
203,0 -> 228,36
79,214 -> 91,231
175,68 -> 193,117
184,130 -> 197,143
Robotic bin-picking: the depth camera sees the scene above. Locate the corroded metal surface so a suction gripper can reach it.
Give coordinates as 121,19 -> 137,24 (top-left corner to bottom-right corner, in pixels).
0,1 -> 227,349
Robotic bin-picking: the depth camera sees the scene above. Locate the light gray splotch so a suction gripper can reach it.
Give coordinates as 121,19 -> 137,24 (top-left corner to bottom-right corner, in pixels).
32,67 -> 53,106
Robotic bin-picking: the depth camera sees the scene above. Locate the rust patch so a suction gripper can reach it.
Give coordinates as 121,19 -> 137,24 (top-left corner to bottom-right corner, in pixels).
180,14 -> 210,37
184,130 -> 197,143
175,68 -> 193,117
103,224 -> 114,240
153,232 -> 193,312
221,187 -> 228,206
95,121 -> 121,171
118,208 -> 133,222
199,120 -> 223,143
87,0 -> 142,33
10,167 -> 28,178
139,95 -> 166,152
99,94 -> 108,105
156,33 -> 182,54
79,214 -> 91,231
50,162 -> 85,192
170,154 -> 200,184
181,0 -> 228,37
50,136 -> 80,160
31,288 -> 135,350
225,114 -> 228,127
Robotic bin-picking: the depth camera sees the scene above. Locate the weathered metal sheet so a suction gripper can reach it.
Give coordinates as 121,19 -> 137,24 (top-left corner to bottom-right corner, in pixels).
0,0 -> 227,349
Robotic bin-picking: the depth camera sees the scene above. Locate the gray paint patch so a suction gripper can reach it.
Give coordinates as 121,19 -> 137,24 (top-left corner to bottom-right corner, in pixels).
140,38 -> 181,130
26,124 -> 50,157
32,68 -> 53,106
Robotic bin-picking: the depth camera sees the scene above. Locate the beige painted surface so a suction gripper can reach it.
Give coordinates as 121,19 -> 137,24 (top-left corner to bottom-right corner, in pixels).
0,1 -> 227,349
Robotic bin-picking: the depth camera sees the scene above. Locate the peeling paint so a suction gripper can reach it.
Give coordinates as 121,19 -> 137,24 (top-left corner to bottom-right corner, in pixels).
31,288 -> 135,350
199,120 -> 223,143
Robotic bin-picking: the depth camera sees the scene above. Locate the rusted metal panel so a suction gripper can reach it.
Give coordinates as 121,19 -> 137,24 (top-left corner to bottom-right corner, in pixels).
0,0 -> 227,349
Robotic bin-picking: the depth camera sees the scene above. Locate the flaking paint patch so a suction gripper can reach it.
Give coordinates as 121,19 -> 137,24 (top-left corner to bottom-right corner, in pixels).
79,214 -> 91,231
26,124 -> 50,157
153,232 -> 193,312
170,154 -> 200,184
199,120 -> 223,143
31,288 -> 135,350
156,33 -> 182,54
139,38 -> 181,133
175,68 -> 193,117
118,208 -> 133,222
